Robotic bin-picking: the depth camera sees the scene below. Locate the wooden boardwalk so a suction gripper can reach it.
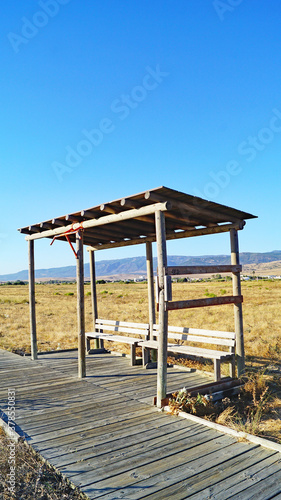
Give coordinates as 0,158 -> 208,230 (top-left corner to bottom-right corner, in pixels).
1,349 -> 281,499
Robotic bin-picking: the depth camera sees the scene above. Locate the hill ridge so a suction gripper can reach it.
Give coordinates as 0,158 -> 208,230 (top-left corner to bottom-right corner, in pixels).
1,251 -> 281,281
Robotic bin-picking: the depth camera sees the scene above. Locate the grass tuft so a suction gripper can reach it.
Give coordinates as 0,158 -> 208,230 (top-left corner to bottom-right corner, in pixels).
169,367 -> 281,442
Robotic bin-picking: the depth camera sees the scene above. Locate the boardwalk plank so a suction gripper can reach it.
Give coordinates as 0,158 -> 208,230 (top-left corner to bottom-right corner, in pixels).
36,413 -> 169,455
27,406 -> 157,444
227,465 -> 281,499
196,453 -> 281,500
142,447 -> 278,499
22,399 -> 143,434
50,420 -> 201,467
81,439 -> 250,499
1,349 -> 280,500
57,425 -> 214,474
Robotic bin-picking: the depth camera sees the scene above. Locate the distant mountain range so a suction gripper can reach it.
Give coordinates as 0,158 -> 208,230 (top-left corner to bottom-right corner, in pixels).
1,251 -> 281,281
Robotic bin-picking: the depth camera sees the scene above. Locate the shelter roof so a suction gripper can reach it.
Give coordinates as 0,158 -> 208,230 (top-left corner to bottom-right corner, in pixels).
18,186 -> 256,249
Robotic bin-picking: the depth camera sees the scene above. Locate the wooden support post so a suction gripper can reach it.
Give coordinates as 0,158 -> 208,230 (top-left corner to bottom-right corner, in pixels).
230,228 -> 245,377
28,240 -> 37,360
89,250 -> 100,351
146,241 -> 156,362
213,359 -> 221,382
155,210 -> 168,407
76,232 -> 86,378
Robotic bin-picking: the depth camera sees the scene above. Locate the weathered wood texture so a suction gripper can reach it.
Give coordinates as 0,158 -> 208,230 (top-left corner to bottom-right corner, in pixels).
139,325 -> 236,381
19,186 -> 255,250
0,349 -> 280,500
230,228 -> 245,376
89,250 -> 99,350
86,319 -> 149,366
155,210 -> 168,407
28,240 -> 37,360
146,241 -> 156,339
166,264 -> 242,275
87,222 -> 244,251
76,232 -> 85,378
25,202 -> 169,241
166,295 -> 243,311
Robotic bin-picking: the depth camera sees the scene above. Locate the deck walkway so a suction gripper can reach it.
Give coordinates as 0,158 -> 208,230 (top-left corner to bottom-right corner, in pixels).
1,349 -> 281,499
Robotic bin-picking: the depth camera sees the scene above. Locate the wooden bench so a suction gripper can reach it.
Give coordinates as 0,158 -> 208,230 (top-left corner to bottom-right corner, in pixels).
139,325 -> 236,381
86,319 -> 149,366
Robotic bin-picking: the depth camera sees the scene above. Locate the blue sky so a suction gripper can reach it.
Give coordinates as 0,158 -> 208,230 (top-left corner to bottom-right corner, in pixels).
1,0 -> 281,274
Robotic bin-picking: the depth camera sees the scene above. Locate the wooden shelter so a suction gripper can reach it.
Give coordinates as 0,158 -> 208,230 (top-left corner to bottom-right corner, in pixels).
19,186 -> 256,407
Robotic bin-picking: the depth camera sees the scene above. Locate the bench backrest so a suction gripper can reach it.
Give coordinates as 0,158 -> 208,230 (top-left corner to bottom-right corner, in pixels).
153,324 -> 235,353
95,318 -> 149,340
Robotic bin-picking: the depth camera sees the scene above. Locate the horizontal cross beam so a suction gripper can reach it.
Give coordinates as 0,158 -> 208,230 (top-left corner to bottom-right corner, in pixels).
165,295 -> 243,311
25,202 -> 170,241
166,265 -> 242,275
87,222 -> 245,251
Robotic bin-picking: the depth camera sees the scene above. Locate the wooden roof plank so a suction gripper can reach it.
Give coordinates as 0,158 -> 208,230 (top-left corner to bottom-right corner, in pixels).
24,202 -> 169,242
18,186 -> 256,247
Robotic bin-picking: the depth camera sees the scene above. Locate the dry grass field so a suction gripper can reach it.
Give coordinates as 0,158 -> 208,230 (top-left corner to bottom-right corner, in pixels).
0,279 -> 281,366
0,279 -> 281,444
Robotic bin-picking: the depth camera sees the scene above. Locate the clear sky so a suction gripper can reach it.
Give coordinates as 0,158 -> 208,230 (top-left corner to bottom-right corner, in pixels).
1,0 -> 281,274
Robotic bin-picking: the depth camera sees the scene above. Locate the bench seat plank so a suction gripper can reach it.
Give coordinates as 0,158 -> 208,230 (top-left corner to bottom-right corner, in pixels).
96,319 -> 149,329
93,324 -> 149,336
86,319 -> 149,366
138,340 -> 233,360
86,318 -> 236,380
155,325 -> 235,340
86,333 -> 140,345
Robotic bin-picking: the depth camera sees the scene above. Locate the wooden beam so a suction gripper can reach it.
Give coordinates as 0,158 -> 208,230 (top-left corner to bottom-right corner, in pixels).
164,211 -> 196,228
155,210 -> 168,408
230,228 -> 245,376
40,222 -> 53,230
166,265 -> 242,275
120,198 -> 141,209
26,202 -> 170,241
28,240 -> 37,360
81,209 -> 99,218
28,225 -> 41,233
87,222 -> 245,251
145,191 -> 240,223
100,204 -> 119,214
146,242 -> 157,363
89,250 -> 99,351
65,214 -> 83,222
146,242 -> 156,337
52,218 -> 68,227
101,203 -> 153,233
76,232 -> 86,378
120,198 -> 158,225
166,295 -> 243,311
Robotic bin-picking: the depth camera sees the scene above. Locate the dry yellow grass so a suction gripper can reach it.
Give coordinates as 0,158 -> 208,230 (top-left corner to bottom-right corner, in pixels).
1,279 -> 281,443
0,280 -> 281,365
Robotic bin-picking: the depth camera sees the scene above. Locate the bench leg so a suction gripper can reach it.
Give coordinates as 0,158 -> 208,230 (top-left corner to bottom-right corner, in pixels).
94,339 -> 100,349
100,339 -> 104,350
214,359 -> 221,382
229,359 -> 236,378
142,347 -> 150,367
86,338 -> 91,353
130,344 -> 136,366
